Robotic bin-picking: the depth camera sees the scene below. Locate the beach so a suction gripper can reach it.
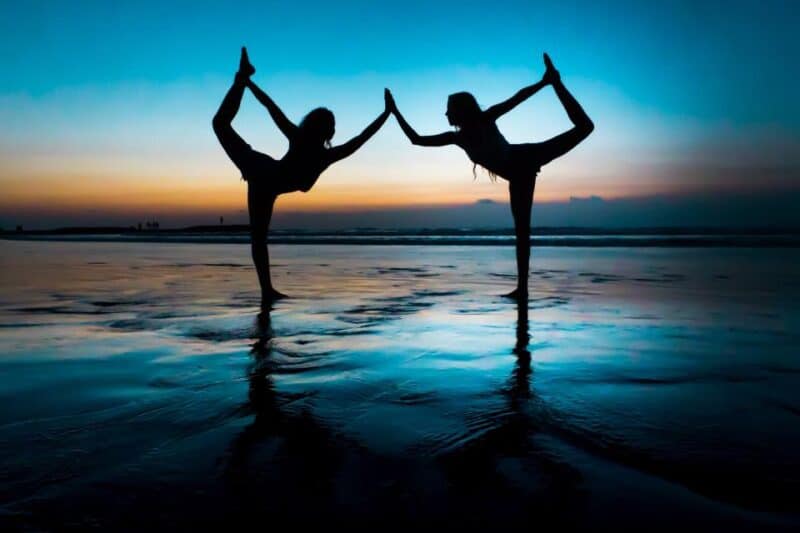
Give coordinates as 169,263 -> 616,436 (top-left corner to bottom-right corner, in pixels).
1,239 -> 799,530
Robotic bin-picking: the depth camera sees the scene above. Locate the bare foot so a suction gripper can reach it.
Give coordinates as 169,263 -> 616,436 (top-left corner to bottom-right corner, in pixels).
239,46 -> 255,78
261,288 -> 288,306
543,52 -> 560,84
502,288 -> 529,301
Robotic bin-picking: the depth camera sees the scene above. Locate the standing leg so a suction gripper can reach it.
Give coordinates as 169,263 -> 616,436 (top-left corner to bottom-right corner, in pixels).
248,183 -> 287,307
506,178 -> 534,300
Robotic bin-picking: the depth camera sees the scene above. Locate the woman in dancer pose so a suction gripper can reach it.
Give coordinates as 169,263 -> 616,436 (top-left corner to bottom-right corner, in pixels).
213,48 -> 391,306
386,53 -> 593,299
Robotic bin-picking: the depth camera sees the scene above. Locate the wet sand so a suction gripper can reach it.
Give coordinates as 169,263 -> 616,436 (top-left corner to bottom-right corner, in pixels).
1,241 -> 799,530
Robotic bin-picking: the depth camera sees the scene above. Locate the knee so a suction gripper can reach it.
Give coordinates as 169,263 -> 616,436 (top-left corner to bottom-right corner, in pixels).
580,118 -> 595,137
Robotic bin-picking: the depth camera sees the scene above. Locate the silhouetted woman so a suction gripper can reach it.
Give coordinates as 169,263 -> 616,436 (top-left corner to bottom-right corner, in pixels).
214,48 -> 391,305
387,54 -> 593,299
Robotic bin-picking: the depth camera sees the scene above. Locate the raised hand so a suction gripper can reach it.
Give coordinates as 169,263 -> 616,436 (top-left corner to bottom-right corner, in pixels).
384,88 -> 397,114
238,46 -> 255,79
542,52 -> 560,85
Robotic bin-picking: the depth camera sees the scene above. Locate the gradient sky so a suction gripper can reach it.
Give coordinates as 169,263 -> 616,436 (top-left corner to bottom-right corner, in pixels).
1,0 -> 798,228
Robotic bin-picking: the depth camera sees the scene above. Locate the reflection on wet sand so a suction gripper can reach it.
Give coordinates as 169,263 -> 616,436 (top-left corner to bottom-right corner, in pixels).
224,309 -> 341,507
0,241 -> 799,530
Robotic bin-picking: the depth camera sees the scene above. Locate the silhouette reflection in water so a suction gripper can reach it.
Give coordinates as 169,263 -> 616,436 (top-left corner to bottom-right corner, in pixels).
220,301 -> 588,527
222,307 -> 344,522
435,298 -> 583,526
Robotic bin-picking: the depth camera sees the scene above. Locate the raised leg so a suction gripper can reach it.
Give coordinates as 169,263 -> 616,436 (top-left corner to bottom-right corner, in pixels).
212,75 -> 254,171
552,78 -> 592,131
506,178 -> 534,300
212,48 -> 256,171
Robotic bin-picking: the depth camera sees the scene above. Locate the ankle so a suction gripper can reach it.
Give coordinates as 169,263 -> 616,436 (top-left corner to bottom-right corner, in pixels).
234,71 -> 250,85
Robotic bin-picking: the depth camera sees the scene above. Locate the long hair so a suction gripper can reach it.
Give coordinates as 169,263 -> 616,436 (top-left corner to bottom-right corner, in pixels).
447,92 -> 497,181
298,107 -> 335,148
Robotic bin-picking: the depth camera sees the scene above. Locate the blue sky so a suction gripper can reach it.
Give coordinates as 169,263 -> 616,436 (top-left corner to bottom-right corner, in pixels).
1,0 -> 798,228
3,0 -> 795,123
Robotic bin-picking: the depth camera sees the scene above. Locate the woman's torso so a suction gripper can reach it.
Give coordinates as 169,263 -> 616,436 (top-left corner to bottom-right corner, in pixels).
457,121 -> 511,176
245,145 -> 329,194
270,141 -> 331,193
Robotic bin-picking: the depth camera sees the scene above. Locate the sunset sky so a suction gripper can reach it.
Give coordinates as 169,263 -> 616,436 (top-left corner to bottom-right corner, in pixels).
1,0 -> 798,229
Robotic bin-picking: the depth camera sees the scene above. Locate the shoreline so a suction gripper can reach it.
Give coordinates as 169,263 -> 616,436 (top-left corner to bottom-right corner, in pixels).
3,233 -> 799,247
3,225 -> 798,247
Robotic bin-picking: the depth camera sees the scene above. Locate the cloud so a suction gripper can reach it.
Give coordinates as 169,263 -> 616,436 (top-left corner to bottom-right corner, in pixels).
568,195 -> 604,203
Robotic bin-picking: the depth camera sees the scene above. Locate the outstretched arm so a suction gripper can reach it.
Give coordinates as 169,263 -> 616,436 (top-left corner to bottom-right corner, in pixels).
388,90 -> 457,147
327,91 -> 392,163
245,79 -> 298,140
485,79 -> 548,121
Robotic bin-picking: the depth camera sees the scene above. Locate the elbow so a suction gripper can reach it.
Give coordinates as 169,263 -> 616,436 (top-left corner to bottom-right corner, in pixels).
583,118 -> 595,135
577,118 -> 594,140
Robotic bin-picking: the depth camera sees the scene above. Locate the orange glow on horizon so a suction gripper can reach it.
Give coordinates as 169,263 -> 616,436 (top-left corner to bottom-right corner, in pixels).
1,177 -> 668,213
0,179 -> 701,214
4,161 -> 770,216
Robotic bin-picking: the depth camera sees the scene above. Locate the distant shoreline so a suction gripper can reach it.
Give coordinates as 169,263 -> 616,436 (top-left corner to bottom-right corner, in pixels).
2,226 -> 799,247
3,224 -> 800,236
